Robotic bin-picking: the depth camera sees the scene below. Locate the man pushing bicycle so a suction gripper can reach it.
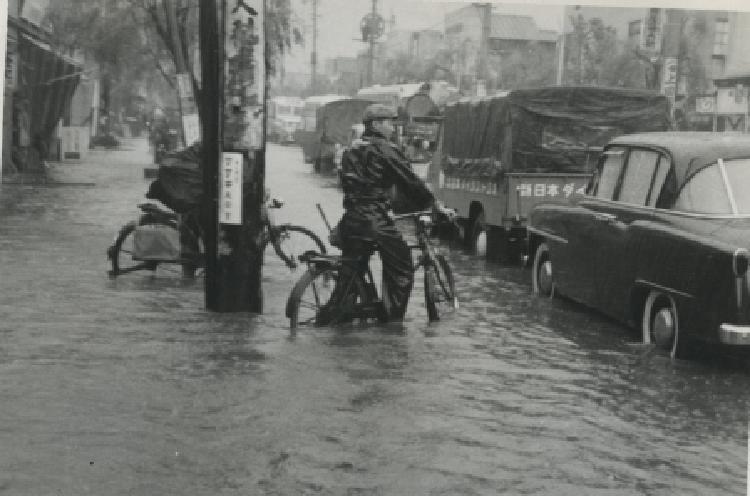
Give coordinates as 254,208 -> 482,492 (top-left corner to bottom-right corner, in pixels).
320,103 -> 450,324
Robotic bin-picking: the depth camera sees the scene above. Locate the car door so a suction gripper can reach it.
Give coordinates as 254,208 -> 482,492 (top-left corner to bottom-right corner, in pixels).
558,147 -> 627,305
589,148 -> 671,320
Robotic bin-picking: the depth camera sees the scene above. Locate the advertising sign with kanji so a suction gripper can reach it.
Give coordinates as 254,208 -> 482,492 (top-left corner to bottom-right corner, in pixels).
224,0 -> 264,151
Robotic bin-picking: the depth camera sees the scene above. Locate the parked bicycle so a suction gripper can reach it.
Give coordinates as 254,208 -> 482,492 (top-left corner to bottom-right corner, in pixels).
285,206 -> 458,329
107,197 -> 326,278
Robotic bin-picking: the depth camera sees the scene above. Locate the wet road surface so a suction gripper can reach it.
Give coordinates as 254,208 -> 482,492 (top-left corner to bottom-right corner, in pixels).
0,139 -> 747,495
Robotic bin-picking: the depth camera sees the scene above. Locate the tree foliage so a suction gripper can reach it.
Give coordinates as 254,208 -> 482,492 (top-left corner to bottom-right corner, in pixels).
565,14 -> 619,86
497,43 -> 557,89
44,0 -> 302,123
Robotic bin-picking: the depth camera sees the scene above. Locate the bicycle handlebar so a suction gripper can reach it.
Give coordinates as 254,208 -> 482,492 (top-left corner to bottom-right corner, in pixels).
392,209 -> 433,221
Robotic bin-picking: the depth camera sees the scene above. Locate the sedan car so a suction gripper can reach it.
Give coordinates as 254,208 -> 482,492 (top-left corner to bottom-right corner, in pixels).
527,132 -> 750,358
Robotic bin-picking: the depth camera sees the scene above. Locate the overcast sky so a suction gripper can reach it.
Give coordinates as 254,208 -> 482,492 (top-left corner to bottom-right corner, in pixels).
284,0 -> 750,74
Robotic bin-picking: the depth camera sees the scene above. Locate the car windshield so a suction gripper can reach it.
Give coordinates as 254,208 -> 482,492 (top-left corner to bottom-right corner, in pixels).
675,158 -> 750,215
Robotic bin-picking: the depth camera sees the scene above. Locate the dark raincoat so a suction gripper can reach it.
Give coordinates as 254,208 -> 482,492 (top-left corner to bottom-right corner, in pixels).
337,128 -> 434,320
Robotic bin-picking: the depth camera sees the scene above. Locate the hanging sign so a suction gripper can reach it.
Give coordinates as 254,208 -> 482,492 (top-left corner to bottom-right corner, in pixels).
219,152 -> 243,225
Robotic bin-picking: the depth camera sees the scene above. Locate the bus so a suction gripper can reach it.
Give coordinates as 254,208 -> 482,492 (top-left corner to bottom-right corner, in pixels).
268,96 -> 304,143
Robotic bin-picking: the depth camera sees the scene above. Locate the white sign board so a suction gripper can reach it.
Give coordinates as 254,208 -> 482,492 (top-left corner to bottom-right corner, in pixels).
219,152 -> 243,225
717,87 -> 748,114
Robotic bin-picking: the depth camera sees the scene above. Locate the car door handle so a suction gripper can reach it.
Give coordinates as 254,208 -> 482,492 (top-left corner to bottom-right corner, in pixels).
594,212 -> 617,222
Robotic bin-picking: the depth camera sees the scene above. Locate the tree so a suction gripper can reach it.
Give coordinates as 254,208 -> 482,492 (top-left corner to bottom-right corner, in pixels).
497,42 -> 557,89
45,0 -> 302,131
45,0 -> 159,134
565,14 -> 619,86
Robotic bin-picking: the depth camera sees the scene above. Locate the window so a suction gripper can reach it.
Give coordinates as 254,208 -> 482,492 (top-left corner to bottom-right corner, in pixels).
594,148 -> 625,200
723,159 -> 750,214
675,163 -> 732,214
647,155 -> 671,207
714,19 -> 729,56
712,56 -> 726,77
619,150 -> 660,205
628,20 -> 642,43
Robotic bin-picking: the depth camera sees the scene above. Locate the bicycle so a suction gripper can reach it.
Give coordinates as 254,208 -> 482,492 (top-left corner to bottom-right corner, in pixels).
107,197 -> 326,278
285,207 -> 458,330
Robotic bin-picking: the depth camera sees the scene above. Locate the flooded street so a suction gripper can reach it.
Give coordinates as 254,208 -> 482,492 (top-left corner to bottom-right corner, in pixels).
0,140 -> 748,495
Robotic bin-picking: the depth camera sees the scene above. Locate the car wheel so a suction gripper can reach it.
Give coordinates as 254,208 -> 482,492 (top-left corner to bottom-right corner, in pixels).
531,242 -> 555,298
642,291 -> 680,359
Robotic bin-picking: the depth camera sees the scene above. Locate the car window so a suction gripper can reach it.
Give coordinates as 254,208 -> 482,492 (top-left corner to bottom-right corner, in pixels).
647,155 -> 671,207
674,163 -> 732,214
593,148 -> 625,200
619,149 -> 660,205
724,159 -> 750,214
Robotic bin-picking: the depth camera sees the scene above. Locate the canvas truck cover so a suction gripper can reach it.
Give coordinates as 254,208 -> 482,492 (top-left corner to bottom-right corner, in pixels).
317,99 -> 373,146
441,87 -> 672,176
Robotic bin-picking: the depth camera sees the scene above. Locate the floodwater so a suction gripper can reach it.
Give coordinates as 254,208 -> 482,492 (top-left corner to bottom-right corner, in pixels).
0,140 -> 747,495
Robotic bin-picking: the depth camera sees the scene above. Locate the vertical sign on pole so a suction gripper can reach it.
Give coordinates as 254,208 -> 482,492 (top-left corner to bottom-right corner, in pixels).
176,72 -> 201,146
219,152 -> 243,224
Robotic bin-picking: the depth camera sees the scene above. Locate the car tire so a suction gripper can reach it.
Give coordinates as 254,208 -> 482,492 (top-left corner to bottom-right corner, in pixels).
531,242 -> 555,298
642,291 -> 680,359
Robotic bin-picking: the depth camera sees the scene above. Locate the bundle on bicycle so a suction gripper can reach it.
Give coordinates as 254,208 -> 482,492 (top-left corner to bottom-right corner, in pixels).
285,207 -> 458,329
107,144 -> 325,278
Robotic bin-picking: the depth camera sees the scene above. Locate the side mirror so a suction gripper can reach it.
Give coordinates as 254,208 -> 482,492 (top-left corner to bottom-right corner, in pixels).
271,197 -> 285,209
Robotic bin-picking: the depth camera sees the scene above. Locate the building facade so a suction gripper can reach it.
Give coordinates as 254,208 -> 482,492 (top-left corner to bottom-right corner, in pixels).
4,0 -> 82,174
445,4 -> 558,94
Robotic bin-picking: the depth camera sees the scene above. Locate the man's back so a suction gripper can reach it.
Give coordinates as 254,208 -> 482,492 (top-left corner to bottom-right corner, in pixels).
341,131 -> 433,213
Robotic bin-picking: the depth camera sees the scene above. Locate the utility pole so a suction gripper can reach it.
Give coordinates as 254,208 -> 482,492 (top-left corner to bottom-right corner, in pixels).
368,0 -> 377,86
556,5 -> 566,85
198,0 -> 221,311
476,3 -> 491,95
199,0 -> 266,312
311,0 -> 318,93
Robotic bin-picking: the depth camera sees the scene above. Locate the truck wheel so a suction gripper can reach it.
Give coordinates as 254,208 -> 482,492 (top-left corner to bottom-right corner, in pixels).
491,227 -> 523,265
471,212 -> 487,258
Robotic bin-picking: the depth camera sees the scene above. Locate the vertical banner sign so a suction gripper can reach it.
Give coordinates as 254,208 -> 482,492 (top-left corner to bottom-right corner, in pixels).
176,72 -> 200,146
220,152 -> 243,224
223,0 -> 264,151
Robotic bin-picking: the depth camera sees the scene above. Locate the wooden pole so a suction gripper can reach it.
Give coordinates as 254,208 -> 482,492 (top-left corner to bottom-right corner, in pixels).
311,0 -> 317,93
199,0 -> 221,310
368,0 -> 376,85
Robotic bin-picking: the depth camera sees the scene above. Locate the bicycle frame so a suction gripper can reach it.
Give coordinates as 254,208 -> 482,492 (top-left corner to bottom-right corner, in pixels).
305,209 -> 444,315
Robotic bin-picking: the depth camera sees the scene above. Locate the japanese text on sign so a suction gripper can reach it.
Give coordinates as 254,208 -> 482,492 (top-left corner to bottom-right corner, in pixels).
516,182 -> 586,198
219,153 -> 243,225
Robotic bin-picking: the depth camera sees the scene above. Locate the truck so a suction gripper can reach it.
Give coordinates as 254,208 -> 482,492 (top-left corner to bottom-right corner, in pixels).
312,98 -> 372,173
295,94 -> 349,163
429,86 -> 673,263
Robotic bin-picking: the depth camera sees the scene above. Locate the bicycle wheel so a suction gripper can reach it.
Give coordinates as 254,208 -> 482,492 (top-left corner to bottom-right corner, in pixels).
286,264 -> 368,330
107,221 -> 159,277
424,254 -> 457,322
268,224 -> 326,269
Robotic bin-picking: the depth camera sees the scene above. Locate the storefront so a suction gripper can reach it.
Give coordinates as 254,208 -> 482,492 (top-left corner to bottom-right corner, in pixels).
4,16 -> 81,173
